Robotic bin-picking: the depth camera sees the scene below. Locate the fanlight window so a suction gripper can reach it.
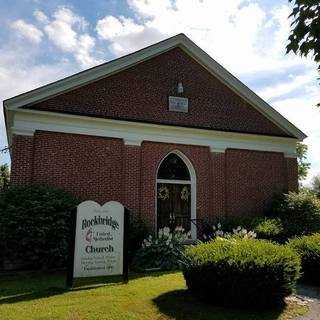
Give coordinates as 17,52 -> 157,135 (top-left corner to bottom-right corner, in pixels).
157,153 -> 190,180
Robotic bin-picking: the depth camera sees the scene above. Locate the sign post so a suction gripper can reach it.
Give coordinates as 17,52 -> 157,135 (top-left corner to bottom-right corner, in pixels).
66,201 -> 129,288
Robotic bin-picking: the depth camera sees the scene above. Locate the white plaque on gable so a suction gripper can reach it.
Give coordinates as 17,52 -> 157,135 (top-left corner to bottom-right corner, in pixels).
169,96 -> 189,113
73,200 -> 125,278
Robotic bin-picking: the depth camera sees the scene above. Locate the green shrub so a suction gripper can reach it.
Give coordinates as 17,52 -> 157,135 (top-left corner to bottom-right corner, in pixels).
0,185 -> 78,270
271,191 -> 320,238
288,233 -> 320,285
205,217 -> 284,242
128,214 -> 149,263
182,238 -> 301,308
132,227 -> 188,271
254,218 -> 284,242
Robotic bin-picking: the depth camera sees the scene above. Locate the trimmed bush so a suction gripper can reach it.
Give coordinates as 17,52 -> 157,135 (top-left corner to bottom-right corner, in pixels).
288,233 -> 320,285
254,218 -> 284,242
182,238 -> 301,308
0,185 -> 78,270
271,191 -> 320,238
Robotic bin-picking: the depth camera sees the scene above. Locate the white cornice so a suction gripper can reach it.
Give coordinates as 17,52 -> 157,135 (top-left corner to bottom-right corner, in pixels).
11,128 -> 34,136
3,33 -> 306,141
10,109 -> 298,157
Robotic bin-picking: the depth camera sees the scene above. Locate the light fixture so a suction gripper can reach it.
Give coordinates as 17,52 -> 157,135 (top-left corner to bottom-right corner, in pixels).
177,82 -> 184,94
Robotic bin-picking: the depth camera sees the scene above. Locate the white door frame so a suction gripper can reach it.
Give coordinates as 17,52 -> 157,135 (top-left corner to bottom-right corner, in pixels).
155,150 -> 197,240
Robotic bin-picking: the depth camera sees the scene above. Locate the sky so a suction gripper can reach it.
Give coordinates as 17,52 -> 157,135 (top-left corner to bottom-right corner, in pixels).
0,0 -> 319,184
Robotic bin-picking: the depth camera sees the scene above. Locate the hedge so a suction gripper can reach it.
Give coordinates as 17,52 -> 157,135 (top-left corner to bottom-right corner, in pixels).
182,238 -> 301,308
0,185 -> 78,270
288,233 -> 320,285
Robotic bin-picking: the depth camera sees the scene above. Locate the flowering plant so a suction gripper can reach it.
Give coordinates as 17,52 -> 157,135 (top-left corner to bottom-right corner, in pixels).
203,223 -> 256,241
132,226 -> 190,271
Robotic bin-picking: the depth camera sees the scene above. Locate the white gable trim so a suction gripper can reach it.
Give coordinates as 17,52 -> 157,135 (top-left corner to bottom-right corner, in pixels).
10,109 -> 298,157
3,33 -> 306,140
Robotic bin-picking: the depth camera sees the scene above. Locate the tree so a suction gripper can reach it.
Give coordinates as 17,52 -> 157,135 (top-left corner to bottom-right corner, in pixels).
311,174 -> 320,197
0,164 -> 10,191
287,1 -> 320,66
287,1 -> 320,107
296,142 -> 310,181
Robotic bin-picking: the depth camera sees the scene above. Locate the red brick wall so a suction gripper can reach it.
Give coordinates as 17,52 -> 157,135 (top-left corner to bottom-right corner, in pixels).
286,157 -> 299,192
32,131 -> 124,204
225,149 -> 288,217
211,152 -> 226,218
10,135 -> 34,185
10,131 -> 299,230
28,48 -> 290,137
123,145 -> 141,214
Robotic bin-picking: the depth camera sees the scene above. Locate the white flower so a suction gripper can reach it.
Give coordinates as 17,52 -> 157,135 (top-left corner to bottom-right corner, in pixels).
163,227 -> 171,236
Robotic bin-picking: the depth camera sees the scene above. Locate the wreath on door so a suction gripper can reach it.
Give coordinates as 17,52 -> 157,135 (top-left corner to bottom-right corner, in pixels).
181,186 -> 190,201
158,185 -> 170,200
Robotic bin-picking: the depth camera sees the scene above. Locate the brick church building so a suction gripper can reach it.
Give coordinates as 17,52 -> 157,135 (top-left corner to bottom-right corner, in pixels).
4,34 -> 306,239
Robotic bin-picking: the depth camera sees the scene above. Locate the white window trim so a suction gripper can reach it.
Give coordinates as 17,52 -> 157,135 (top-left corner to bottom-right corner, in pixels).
155,150 -> 197,240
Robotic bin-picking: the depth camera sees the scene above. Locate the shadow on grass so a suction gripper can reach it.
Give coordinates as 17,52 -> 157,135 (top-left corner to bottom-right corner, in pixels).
152,289 -> 286,320
0,270 -> 178,304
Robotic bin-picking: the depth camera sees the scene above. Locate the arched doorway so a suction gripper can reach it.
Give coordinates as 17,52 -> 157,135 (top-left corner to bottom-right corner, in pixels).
156,151 -> 196,239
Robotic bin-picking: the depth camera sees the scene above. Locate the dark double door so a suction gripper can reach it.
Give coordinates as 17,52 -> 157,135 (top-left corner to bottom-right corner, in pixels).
157,183 -> 191,233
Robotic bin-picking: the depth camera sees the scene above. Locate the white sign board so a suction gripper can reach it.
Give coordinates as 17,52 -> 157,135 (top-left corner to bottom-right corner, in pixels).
168,96 -> 189,113
73,200 -> 125,278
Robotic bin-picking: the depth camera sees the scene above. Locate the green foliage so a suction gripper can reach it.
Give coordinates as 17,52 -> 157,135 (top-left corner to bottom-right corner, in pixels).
271,191 -> 320,238
288,233 -> 320,285
206,216 -> 284,242
132,227 -> 188,271
128,214 -> 149,263
0,185 -> 78,270
254,218 -> 284,241
0,164 -> 10,191
183,238 -> 301,308
296,142 -> 310,182
311,174 -> 320,198
286,1 -> 320,107
287,1 -> 320,66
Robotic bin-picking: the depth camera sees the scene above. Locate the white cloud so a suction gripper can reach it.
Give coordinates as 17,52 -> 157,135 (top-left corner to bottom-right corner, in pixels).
11,19 -> 43,43
271,90 -> 320,184
96,16 -> 143,40
97,1 -> 314,74
96,15 -> 164,55
0,45 -> 77,164
33,10 -> 48,24
258,71 -> 316,101
44,7 -> 100,68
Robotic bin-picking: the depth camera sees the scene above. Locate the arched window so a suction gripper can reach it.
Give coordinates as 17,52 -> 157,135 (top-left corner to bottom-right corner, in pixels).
157,153 -> 190,181
156,151 -> 196,240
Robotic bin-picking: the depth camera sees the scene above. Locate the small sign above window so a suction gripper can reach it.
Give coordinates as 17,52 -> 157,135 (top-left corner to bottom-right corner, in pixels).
168,96 -> 189,113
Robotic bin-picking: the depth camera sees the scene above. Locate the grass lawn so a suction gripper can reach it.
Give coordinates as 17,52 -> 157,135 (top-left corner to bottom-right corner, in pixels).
0,271 -> 308,320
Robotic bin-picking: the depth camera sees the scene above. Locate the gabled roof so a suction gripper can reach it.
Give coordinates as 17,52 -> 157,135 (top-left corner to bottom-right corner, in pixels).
3,33 -> 306,140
